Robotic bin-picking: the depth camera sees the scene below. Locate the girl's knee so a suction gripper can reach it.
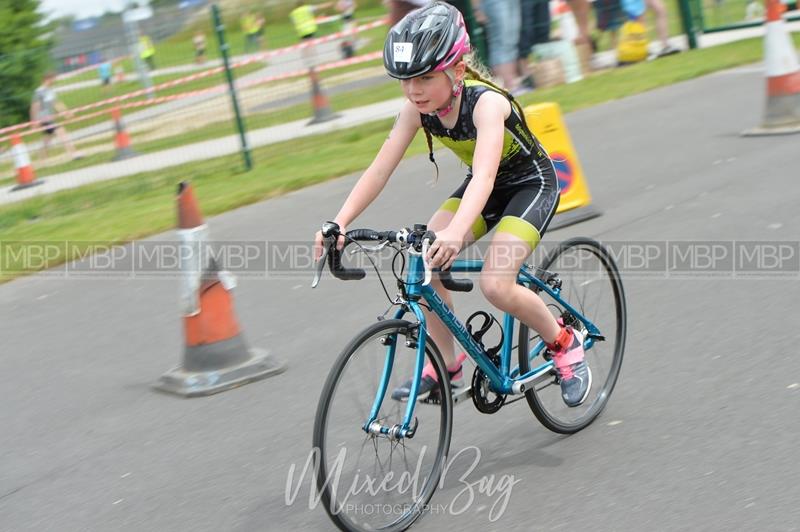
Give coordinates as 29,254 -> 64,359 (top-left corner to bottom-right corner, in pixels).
479,274 -> 513,305
427,209 -> 455,232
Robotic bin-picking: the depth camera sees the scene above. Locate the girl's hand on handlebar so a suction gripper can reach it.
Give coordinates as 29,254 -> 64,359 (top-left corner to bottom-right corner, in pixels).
426,226 -> 463,271
314,223 -> 347,261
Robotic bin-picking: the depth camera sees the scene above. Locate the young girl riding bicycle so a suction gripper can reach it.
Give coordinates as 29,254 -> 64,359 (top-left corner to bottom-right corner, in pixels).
314,2 -> 591,407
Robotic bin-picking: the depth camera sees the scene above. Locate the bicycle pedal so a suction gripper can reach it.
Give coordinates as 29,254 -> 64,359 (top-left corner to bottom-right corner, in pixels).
417,386 -> 472,406
452,386 -> 472,406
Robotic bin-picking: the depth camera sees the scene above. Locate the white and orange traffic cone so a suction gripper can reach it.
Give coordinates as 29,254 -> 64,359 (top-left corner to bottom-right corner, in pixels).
111,107 -> 136,161
307,67 -> 340,125
743,0 -> 800,135
10,134 -> 43,191
154,181 -> 286,397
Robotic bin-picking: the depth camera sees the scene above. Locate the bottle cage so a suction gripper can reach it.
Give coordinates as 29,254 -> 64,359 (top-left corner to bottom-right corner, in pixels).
465,310 -> 503,356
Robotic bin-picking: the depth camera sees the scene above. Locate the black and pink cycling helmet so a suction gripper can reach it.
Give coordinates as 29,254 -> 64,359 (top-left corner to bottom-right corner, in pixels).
383,2 -> 471,80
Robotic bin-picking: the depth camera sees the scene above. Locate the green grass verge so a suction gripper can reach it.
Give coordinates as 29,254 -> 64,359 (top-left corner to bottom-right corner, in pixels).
2,33 -> 799,281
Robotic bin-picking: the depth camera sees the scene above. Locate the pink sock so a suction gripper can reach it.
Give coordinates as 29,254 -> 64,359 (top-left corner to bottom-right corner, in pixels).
422,352 -> 467,381
448,352 -> 467,372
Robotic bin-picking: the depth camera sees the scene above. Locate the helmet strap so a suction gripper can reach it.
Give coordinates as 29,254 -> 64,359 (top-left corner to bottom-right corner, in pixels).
433,72 -> 464,118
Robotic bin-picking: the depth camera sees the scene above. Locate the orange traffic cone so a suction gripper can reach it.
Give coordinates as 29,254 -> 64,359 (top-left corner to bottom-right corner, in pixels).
743,0 -> 800,135
307,67 -> 340,125
10,134 -> 43,191
111,107 -> 136,160
154,181 -> 286,397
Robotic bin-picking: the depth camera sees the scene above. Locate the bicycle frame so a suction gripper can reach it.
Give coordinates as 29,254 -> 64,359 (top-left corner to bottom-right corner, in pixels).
364,250 -> 603,439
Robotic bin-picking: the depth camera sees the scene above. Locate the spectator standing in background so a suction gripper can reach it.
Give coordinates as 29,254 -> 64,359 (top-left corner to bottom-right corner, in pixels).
193,31 -> 207,64
29,72 -> 81,161
645,0 -> 680,56
386,0 -> 430,25
291,1 -> 330,41
338,0 -> 358,58
241,11 -> 259,52
255,13 -> 266,49
290,1 -> 335,65
139,34 -> 156,70
566,0 -> 593,47
517,0 -> 551,91
473,0 -> 522,91
593,0 -> 624,49
97,58 -> 113,93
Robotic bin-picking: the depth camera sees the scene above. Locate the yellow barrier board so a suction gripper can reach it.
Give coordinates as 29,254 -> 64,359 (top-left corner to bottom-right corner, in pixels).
524,102 -> 594,215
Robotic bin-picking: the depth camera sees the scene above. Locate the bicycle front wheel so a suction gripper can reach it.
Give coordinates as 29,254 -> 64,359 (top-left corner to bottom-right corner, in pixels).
518,237 -> 627,434
313,319 -> 453,531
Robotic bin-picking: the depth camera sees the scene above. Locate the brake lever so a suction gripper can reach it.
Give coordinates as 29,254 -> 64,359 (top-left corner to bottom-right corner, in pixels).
311,240 -> 331,288
421,238 -> 432,287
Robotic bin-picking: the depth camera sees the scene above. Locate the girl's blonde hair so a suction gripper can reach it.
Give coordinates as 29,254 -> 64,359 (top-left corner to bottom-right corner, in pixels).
423,53 -> 531,181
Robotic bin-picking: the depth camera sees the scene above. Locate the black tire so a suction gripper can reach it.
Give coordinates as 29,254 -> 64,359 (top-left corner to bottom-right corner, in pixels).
518,238 -> 627,434
313,319 -> 453,531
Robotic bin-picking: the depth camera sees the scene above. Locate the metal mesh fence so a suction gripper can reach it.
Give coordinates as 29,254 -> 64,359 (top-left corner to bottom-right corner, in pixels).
693,0 -> 798,32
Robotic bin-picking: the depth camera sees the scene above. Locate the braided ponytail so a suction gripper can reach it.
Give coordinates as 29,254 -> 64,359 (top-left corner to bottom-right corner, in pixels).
423,126 -> 439,183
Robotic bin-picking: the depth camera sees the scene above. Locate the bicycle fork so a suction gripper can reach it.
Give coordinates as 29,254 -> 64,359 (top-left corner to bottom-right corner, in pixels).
362,306 -> 428,441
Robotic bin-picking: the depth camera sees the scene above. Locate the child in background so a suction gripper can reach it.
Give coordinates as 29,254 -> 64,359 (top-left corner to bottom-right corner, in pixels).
193,31 -> 207,64
97,58 -> 113,92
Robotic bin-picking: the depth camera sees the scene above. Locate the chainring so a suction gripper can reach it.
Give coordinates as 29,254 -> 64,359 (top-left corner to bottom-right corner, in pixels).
471,352 -> 506,414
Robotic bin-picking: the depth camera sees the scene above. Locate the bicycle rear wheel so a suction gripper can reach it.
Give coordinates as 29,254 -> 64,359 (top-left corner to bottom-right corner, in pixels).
518,237 -> 626,434
313,319 -> 453,531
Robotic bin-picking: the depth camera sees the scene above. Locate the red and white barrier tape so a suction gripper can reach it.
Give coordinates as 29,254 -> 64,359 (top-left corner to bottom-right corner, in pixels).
315,14 -> 343,24
1,50 -> 386,144
54,63 -> 100,82
54,56 -> 131,83
237,50 -> 383,91
0,18 -> 388,138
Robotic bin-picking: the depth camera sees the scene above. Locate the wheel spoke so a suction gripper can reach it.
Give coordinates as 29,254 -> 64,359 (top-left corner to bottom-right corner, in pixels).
313,321 -> 452,531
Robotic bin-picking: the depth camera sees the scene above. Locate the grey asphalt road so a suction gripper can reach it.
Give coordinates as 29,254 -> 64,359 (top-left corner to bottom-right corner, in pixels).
1,63 -> 799,531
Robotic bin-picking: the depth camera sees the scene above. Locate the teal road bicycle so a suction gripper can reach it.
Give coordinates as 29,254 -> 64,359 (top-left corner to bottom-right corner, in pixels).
311,222 -> 626,531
